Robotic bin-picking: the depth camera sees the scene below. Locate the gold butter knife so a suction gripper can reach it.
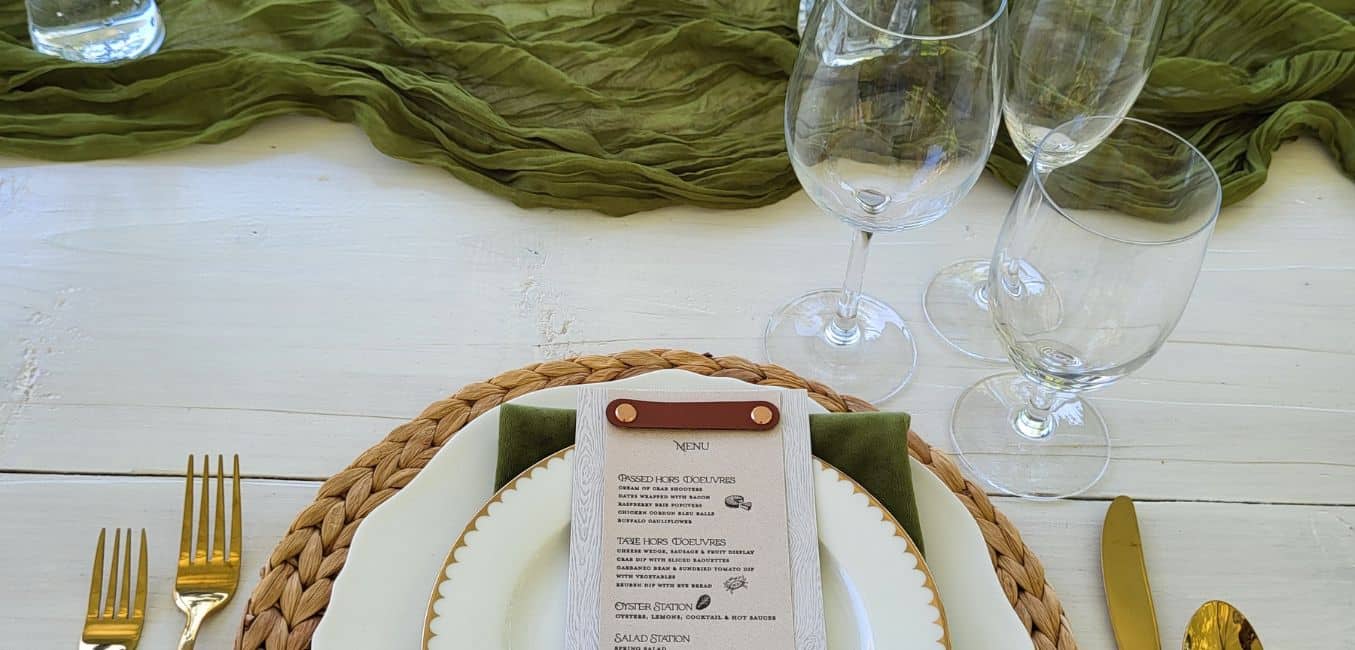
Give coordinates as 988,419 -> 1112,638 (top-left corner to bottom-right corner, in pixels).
1102,495 -> 1161,650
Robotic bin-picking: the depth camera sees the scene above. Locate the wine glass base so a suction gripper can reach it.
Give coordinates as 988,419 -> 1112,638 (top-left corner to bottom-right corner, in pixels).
949,373 -> 1110,500
764,289 -> 918,404
923,258 -> 1007,362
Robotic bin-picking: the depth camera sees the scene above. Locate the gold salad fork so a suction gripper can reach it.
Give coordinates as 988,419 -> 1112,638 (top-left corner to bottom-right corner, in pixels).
174,455 -> 242,650
81,528 -> 148,650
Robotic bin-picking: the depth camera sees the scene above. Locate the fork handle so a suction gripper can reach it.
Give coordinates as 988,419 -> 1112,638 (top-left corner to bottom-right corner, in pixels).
176,607 -> 207,650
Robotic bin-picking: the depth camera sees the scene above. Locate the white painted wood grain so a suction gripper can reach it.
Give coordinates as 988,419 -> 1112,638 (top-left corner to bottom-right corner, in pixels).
0,474 -> 320,650
1,119 -> 1351,505
0,116 -> 1352,647
780,391 -> 828,650
4,475 -> 1349,650
996,496 -> 1355,649
566,388 -> 605,650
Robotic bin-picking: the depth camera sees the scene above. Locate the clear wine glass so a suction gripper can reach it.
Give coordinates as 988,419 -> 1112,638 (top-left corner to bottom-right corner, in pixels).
950,116 -> 1221,499
766,0 -> 1007,403
924,0 -> 1168,361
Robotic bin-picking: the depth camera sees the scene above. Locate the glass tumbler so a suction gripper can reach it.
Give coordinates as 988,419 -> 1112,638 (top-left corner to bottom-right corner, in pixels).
27,0 -> 164,63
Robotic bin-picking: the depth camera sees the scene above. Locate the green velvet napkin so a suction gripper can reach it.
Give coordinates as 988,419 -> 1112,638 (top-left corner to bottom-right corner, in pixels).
495,404 -> 924,555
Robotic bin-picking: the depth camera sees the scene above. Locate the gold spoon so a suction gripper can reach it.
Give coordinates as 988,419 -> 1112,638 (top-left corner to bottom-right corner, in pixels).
1183,600 -> 1263,650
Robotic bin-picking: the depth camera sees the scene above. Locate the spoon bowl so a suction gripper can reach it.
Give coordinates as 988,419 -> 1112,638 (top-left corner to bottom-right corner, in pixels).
1183,600 -> 1263,650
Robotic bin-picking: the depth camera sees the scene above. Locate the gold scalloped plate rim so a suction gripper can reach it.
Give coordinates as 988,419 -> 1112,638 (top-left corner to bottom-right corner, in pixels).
422,446 -> 950,649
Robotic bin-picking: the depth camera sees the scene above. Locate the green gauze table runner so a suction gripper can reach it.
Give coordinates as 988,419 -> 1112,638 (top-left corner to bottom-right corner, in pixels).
2,0 -> 1353,216
496,405 -> 925,554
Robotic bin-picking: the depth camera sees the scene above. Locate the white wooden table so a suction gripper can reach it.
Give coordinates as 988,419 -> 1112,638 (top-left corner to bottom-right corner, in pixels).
2,117 -> 1352,649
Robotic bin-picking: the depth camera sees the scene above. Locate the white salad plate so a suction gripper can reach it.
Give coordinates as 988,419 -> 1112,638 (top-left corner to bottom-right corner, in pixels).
311,370 -> 1032,650
425,448 -> 946,649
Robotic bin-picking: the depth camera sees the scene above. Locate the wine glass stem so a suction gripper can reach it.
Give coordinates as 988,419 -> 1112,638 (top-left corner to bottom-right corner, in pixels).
826,229 -> 873,347
1013,382 -> 1066,440
975,276 -> 991,308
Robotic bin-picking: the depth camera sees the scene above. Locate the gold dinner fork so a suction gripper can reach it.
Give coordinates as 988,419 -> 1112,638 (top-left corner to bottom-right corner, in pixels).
81,528 -> 148,650
174,455 -> 242,650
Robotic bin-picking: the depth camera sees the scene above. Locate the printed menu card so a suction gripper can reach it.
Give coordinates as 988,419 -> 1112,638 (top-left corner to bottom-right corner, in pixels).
567,388 -> 825,650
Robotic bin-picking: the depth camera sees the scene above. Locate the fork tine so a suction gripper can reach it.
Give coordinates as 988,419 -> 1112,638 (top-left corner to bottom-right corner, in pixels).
133,529 -> 148,619
212,455 -> 226,562
86,528 -> 106,619
117,529 -> 131,618
103,528 -> 120,619
230,454 -> 242,565
180,455 -> 194,563
195,455 -> 209,563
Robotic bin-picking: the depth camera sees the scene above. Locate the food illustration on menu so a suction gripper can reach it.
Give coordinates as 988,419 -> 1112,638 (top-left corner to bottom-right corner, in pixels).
567,389 -> 825,650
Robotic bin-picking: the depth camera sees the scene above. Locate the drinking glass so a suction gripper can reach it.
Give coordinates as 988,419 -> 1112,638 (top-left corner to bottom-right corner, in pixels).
27,0 -> 164,63
798,0 -> 815,35
950,116 -> 1220,499
766,0 -> 1006,403
924,0 -> 1167,361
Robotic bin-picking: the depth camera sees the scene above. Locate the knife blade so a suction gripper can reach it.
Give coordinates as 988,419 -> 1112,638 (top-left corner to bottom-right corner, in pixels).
1102,495 -> 1161,650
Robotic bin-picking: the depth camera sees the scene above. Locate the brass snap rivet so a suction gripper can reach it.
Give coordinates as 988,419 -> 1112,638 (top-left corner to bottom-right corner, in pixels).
614,402 -> 638,423
750,405 -> 773,425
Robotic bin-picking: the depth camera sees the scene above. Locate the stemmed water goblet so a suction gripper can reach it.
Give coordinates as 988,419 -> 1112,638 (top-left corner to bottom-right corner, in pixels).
766,0 -> 1007,403
949,116 -> 1221,499
924,0 -> 1169,361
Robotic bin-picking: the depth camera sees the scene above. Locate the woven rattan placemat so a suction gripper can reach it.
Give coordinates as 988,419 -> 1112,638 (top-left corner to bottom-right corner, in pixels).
235,349 -> 1075,650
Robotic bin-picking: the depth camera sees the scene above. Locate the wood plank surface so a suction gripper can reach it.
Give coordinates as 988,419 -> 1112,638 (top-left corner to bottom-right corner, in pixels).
2,119 -> 1351,502
0,475 -> 319,650
1,117 -> 1352,648
3,475 -> 1350,649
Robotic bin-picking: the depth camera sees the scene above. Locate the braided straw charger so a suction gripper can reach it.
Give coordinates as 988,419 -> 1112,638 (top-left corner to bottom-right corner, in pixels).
235,349 -> 1076,650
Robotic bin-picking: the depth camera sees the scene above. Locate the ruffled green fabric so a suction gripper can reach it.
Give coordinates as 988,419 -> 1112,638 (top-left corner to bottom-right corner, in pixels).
989,0 -> 1355,201
2,0 -> 1352,216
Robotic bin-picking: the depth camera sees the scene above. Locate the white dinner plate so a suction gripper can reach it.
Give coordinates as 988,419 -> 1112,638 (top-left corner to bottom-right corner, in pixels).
312,370 -> 1032,650
425,448 -> 947,649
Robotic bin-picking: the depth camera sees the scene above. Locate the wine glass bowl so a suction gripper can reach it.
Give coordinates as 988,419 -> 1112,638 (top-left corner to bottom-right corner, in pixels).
950,116 -> 1221,499
924,0 -> 1168,362
1002,0 -> 1167,162
767,0 -> 1007,403
789,0 -> 1006,234
992,118 -> 1221,387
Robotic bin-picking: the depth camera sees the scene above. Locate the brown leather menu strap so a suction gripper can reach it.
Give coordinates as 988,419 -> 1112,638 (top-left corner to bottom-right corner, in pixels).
606,399 -> 780,431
